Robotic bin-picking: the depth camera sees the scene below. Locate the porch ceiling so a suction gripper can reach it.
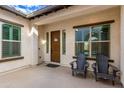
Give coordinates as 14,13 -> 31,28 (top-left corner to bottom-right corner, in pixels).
32,5 -> 118,25
0,5 -> 70,19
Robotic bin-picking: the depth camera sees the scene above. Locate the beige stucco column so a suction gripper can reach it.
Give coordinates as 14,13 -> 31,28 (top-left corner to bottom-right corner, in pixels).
30,25 -> 39,65
120,6 -> 124,86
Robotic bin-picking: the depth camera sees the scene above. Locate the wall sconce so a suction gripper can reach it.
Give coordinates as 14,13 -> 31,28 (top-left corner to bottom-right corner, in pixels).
75,28 -> 79,32
41,40 -> 46,44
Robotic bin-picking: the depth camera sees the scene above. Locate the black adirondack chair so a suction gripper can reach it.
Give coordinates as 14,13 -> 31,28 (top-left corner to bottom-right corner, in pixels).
70,54 -> 89,78
92,54 -> 119,85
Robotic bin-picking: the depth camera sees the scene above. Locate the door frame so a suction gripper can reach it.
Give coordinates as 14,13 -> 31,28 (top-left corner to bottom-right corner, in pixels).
50,30 -> 61,63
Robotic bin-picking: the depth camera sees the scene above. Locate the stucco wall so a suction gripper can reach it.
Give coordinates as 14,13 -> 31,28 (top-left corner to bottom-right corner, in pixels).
120,6 -> 124,86
38,7 -> 120,68
0,8 -> 34,72
38,26 -> 45,64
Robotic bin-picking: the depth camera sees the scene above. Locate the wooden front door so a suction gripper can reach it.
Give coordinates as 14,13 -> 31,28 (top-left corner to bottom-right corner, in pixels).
51,31 -> 60,63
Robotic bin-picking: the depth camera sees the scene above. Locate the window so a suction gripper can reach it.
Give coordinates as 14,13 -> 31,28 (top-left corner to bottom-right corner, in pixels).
75,24 -> 110,57
91,25 -> 110,57
46,32 -> 49,53
2,24 -> 21,58
75,27 -> 90,56
62,30 -> 66,54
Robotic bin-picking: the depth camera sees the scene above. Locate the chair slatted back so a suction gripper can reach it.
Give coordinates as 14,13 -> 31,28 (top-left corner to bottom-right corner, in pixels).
76,54 -> 86,70
96,54 -> 109,74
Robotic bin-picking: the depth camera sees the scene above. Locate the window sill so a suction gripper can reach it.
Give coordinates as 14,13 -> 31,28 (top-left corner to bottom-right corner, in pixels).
0,56 -> 24,63
73,56 -> 114,62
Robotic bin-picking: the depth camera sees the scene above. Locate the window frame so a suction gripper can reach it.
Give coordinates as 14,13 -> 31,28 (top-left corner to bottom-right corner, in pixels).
75,24 -> 110,57
2,23 -> 21,58
46,32 -> 49,53
62,30 -> 66,55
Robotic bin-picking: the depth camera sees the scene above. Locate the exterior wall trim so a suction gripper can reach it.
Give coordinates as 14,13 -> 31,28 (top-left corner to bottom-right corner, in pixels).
0,56 -> 24,63
73,20 -> 115,28
0,18 -> 24,27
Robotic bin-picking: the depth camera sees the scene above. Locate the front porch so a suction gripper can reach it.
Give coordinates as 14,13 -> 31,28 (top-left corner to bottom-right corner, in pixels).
0,64 -> 121,88
0,5 -> 124,88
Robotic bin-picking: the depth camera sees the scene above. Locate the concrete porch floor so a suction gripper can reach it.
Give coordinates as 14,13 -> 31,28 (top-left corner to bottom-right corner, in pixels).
0,64 -> 122,88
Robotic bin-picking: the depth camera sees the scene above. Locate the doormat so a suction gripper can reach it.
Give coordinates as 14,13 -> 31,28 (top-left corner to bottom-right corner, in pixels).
46,63 -> 60,68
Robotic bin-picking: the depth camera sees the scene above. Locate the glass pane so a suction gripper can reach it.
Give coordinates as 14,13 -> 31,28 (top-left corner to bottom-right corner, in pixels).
91,42 -> 110,57
62,31 -> 66,54
13,26 -> 21,40
2,41 -> 11,57
2,41 -> 21,58
46,32 -> 49,53
2,24 -> 11,40
75,42 -> 89,56
12,42 -> 21,56
91,24 -> 110,41
75,27 -> 90,41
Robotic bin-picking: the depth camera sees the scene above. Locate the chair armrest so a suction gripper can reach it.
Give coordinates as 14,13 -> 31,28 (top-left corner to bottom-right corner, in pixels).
70,61 -> 76,70
92,63 -> 96,69
109,64 -> 119,77
92,63 -> 97,74
84,62 -> 89,68
84,62 -> 89,71
70,61 -> 76,65
109,64 -> 119,72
